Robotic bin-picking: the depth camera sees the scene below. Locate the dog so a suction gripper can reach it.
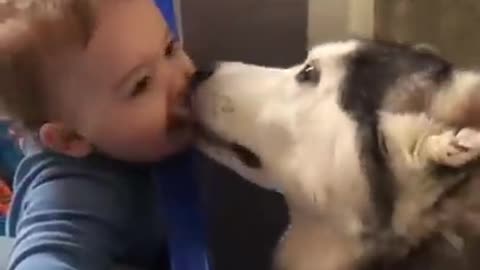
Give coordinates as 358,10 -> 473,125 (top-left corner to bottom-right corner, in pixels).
192,39 -> 480,270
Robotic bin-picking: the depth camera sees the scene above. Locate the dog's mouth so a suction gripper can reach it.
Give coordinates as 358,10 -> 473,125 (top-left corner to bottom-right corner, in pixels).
195,123 -> 262,169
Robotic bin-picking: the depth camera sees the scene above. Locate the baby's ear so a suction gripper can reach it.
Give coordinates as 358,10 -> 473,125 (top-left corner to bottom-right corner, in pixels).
39,122 -> 93,158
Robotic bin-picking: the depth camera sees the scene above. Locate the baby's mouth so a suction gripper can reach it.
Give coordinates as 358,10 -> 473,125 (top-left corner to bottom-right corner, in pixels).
166,103 -> 194,146
164,76 -> 205,146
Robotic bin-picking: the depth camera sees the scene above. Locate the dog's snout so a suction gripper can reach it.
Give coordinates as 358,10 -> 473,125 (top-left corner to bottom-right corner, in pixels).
193,70 -> 214,83
189,63 -> 217,95
191,63 -> 217,88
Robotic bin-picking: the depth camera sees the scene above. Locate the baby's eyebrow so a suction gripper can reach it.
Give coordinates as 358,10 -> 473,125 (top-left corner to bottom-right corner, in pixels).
113,61 -> 148,93
112,23 -> 172,90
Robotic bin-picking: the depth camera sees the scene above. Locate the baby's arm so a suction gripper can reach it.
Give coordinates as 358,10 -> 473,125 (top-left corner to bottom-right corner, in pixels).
7,156 -> 131,270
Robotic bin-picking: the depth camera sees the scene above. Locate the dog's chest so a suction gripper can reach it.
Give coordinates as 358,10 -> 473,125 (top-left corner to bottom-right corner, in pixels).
275,216 -> 367,270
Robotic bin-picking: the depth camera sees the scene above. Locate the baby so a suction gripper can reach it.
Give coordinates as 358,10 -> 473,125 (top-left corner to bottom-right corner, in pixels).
0,0 -> 198,269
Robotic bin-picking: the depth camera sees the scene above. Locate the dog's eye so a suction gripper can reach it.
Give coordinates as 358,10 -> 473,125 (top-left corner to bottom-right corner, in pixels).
296,64 -> 320,85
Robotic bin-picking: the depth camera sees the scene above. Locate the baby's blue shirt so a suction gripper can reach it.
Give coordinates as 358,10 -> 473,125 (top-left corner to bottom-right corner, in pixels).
6,141 -> 169,270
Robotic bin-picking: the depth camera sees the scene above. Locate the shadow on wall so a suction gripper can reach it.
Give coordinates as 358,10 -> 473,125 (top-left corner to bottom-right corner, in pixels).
375,0 -> 480,68
181,1 -> 307,270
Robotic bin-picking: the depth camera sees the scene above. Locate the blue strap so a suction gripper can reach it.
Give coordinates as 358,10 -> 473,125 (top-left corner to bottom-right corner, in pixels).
153,2 -> 213,269
155,0 -> 179,39
153,150 -> 211,270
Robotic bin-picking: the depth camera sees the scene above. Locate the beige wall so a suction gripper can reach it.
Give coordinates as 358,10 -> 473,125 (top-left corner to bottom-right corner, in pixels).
375,0 -> 480,67
308,0 -> 349,45
308,0 -> 480,67
308,0 -> 374,46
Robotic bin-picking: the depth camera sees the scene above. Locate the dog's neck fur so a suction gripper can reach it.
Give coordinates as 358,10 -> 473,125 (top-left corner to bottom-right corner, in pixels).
275,206 -> 369,270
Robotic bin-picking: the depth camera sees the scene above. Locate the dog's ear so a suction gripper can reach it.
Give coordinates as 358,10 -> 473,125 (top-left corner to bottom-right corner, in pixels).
410,44 -> 452,85
412,43 -> 440,55
430,71 -> 480,128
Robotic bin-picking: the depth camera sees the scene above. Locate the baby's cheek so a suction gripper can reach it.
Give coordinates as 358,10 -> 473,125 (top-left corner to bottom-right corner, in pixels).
97,132 -> 162,161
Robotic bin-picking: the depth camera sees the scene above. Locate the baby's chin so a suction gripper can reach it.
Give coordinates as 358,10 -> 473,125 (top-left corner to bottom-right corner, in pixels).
165,128 -> 195,155
156,122 -> 195,158
164,107 -> 195,154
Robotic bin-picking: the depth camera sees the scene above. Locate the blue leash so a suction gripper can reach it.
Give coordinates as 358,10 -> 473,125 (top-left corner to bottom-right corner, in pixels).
154,2 -> 211,270
155,0 -> 180,40
154,150 -> 211,270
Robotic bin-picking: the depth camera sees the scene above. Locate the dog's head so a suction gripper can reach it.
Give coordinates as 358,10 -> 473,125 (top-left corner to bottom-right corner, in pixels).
193,40 -> 452,193
192,39 -> 480,269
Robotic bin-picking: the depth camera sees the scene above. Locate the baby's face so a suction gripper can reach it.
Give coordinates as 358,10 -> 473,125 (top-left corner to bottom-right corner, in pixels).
49,0 -> 195,162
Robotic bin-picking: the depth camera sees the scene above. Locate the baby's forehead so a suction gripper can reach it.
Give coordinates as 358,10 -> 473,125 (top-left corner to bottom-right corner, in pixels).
43,1 -> 170,92
0,18 -> 29,51
1,0 -> 98,43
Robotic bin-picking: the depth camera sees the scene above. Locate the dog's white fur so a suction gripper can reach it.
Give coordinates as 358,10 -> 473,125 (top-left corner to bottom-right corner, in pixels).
193,40 -> 480,270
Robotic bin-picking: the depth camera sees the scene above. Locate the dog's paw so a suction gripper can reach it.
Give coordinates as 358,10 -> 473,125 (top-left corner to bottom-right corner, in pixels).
426,128 -> 480,167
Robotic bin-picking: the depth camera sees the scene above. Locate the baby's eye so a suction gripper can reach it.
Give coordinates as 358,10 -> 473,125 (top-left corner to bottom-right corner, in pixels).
165,40 -> 178,57
130,75 -> 151,97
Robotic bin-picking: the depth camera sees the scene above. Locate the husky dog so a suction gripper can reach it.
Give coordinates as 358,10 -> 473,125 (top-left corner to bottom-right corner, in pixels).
192,39 -> 480,270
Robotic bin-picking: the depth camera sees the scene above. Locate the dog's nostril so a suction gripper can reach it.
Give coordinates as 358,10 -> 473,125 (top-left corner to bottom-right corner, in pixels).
190,63 -> 218,92
193,70 -> 214,82
194,63 -> 217,82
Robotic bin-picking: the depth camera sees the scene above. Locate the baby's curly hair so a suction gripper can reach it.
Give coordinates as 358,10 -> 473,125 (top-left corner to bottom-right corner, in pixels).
0,0 -> 98,130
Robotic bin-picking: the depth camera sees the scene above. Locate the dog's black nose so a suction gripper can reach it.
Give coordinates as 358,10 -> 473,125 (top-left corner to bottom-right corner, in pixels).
189,63 -> 217,98
193,69 -> 214,83
191,63 -> 217,85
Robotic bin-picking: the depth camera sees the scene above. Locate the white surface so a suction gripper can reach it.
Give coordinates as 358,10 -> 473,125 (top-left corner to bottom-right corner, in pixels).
0,236 -> 145,270
0,237 -> 13,270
